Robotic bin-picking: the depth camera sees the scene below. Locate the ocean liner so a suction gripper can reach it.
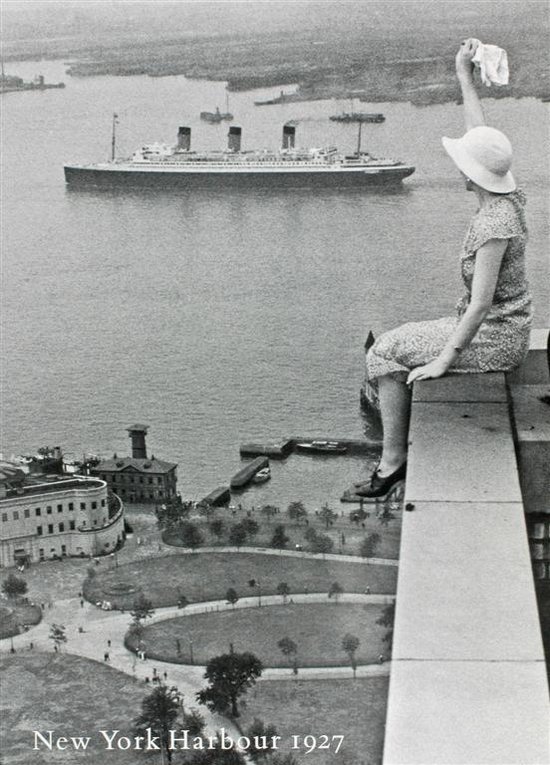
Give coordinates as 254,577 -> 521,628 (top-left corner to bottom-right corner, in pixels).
64,124 -> 415,187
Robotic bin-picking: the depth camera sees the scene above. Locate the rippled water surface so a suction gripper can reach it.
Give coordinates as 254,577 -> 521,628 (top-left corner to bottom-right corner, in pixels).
2,61 -> 549,506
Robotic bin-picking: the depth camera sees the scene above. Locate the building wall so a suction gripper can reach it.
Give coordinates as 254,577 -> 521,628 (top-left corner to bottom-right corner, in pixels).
95,468 -> 177,503
527,514 -> 550,579
0,478 -> 124,567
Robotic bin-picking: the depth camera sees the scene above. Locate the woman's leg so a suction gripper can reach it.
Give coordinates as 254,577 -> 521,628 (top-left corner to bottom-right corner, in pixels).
377,374 -> 411,475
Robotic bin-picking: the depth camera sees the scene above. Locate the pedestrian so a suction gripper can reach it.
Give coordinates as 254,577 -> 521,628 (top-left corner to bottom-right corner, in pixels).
104,652 -> 110,662
365,586 -> 371,595
163,671 -> 168,681
153,667 -> 157,676
107,639 -> 111,648
145,676 -> 150,683
80,598 -> 84,608
378,653 -> 385,664
54,645 -> 58,653
29,642 -> 34,650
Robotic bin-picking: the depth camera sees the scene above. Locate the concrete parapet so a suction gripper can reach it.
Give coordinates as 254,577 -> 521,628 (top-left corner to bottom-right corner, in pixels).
507,328 -> 549,385
509,384 -> 550,516
383,372 -> 550,764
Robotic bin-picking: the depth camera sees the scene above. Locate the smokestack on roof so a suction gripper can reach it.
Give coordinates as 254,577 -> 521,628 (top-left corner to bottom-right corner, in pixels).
127,424 -> 149,460
283,124 -> 296,149
228,126 -> 242,153
177,127 -> 191,151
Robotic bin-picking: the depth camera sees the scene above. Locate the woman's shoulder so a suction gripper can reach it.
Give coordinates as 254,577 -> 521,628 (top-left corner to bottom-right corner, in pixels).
483,188 -> 526,218
468,189 -> 527,250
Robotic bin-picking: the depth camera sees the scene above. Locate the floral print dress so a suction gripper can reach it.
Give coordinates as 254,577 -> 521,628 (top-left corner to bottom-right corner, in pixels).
365,189 -> 532,384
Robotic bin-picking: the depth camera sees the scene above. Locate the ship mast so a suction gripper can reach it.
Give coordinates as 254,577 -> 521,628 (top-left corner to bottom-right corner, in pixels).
111,113 -> 118,162
356,120 -> 363,156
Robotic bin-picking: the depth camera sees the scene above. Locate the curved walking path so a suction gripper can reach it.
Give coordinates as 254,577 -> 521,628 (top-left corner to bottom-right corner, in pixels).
159,544 -> 399,567
1,591 -> 392,762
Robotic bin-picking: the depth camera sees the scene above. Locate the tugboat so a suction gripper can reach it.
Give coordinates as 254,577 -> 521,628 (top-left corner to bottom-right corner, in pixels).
200,92 -> 233,123
200,106 -> 233,123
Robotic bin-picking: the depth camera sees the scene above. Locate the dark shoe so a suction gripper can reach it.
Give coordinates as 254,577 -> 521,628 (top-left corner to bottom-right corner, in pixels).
355,461 -> 407,498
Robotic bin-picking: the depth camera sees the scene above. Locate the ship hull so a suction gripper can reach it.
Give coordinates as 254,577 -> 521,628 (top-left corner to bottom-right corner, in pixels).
64,165 -> 415,188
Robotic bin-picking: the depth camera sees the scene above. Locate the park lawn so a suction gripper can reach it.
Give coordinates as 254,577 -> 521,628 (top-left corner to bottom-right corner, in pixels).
239,676 -> 388,765
0,653 -> 148,765
0,601 -> 42,639
84,552 -> 397,609
132,603 -> 389,667
164,506 -> 402,561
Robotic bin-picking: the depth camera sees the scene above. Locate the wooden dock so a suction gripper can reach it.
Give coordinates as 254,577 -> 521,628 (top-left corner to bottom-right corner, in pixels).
200,486 -> 231,507
230,457 -> 269,489
239,439 -> 294,459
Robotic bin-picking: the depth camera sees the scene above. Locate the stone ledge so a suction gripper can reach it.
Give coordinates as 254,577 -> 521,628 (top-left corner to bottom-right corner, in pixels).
392,502 -> 544,662
406,402 -> 522,503
413,372 -> 506,403
383,661 -> 550,765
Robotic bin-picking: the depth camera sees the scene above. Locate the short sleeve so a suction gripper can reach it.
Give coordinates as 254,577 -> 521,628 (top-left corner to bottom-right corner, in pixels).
471,195 -> 525,251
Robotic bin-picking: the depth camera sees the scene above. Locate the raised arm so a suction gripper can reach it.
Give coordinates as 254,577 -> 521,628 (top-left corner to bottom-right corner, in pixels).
456,38 -> 486,131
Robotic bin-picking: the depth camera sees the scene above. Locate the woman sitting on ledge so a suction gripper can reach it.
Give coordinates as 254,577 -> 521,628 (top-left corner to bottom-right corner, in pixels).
357,38 -> 532,498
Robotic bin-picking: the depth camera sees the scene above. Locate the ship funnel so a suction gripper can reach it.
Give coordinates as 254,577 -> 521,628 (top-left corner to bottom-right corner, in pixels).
228,126 -> 242,152
177,126 -> 191,151
282,124 -> 296,149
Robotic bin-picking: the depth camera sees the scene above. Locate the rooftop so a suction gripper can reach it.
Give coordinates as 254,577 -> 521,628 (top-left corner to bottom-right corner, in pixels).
94,456 -> 177,474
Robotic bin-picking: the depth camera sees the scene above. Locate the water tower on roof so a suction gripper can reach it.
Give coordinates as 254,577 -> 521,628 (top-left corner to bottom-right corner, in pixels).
126,424 -> 149,459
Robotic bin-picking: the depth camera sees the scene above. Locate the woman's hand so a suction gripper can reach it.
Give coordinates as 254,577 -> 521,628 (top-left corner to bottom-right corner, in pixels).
456,38 -> 478,78
407,358 -> 450,386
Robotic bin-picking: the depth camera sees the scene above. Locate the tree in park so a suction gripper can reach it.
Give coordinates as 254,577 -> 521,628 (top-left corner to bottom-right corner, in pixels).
304,526 -> 318,544
311,533 -> 334,555
245,718 -> 279,759
182,708 -> 206,737
49,623 -> 67,652
276,582 -> 290,603
156,497 -> 192,531
270,524 -> 289,550
287,501 -> 307,525
1,573 -> 28,599
240,517 -> 259,539
178,520 -> 204,550
134,684 -> 180,763
226,587 -> 239,607
187,744 -> 245,764
360,532 -> 381,559
196,651 -> 263,717
277,637 -> 298,670
261,504 -> 278,523
228,523 -> 247,548
328,581 -> 344,602
209,518 -> 225,540
342,633 -> 360,678
131,593 -> 155,623
319,503 -> 337,529
376,602 -> 396,647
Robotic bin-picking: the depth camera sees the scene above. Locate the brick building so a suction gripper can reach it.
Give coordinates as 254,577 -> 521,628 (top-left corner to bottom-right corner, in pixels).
91,425 -> 177,504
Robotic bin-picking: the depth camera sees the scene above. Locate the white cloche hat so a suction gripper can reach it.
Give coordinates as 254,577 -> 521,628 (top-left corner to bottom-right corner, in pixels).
442,125 -> 516,193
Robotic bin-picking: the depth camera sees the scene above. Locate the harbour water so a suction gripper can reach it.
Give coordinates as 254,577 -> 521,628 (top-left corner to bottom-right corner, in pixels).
2,60 -> 549,508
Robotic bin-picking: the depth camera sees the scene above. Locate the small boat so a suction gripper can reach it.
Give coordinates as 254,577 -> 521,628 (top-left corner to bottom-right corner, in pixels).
330,112 -> 385,123
200,106 -> 233,123
252,467 -> 271,483
295,441 -> 348,455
